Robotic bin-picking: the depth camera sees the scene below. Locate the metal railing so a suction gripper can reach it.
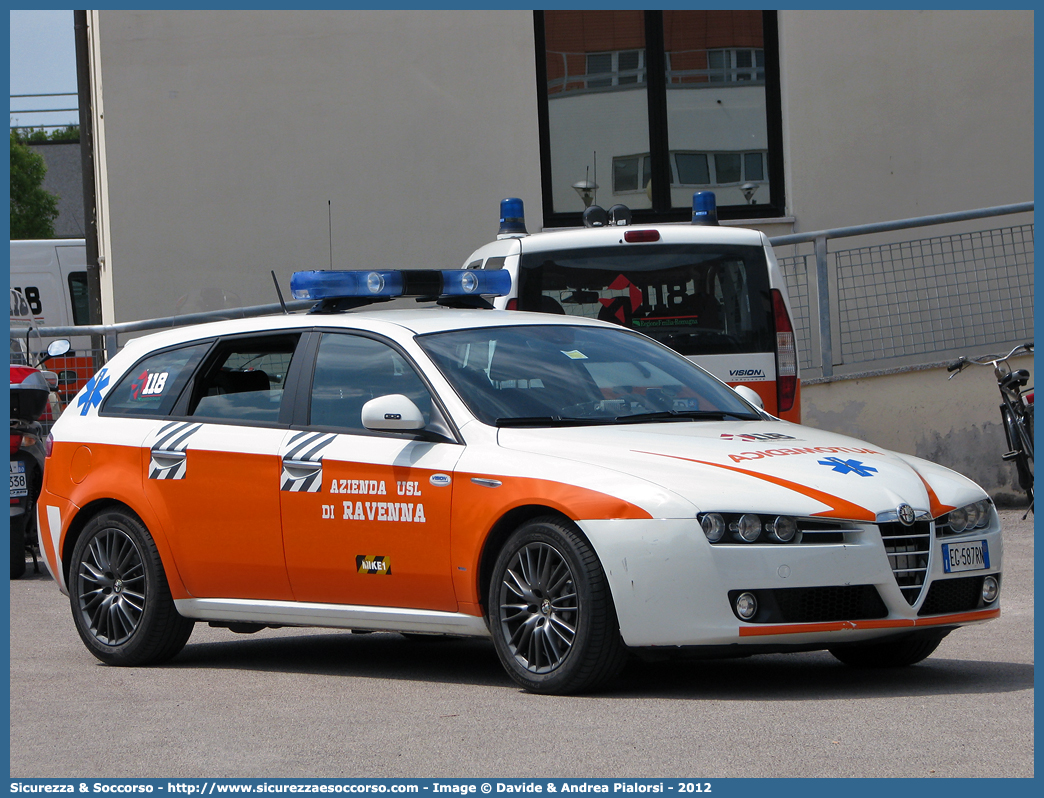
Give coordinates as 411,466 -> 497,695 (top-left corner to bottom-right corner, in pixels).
9,202 -> 1035,390
768,202 -> 1034,381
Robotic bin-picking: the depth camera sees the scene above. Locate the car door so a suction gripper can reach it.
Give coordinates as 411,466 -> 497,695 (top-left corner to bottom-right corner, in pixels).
139,331 -> 305,600
278,330 -> 462,611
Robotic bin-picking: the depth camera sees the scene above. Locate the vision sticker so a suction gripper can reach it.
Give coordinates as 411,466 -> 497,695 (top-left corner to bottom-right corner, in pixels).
356,555 -> 391,575
560,350 -> 588,360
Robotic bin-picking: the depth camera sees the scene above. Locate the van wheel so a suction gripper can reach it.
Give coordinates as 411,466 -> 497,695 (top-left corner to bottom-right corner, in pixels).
69,509 -> 194,665
829,632 -> 944,668
488,516 -> 626,694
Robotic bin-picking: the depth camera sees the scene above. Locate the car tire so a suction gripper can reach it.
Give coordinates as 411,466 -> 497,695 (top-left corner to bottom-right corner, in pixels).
488,516 -> 627,694
69,509 -> 194,666
10,511 -> 27,580
828,632 -> 943,668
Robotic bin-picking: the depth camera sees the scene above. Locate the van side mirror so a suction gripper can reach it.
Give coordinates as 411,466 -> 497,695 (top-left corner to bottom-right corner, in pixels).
361,394 -> 426,432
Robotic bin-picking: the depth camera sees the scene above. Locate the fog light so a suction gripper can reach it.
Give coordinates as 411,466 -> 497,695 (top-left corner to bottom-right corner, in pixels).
948,507 -> 968,533
735,592 -> 758,620
701,513 -> 726,543
769,516 -> 797,542
734,514 -> 762,542
982,575 -> 999,603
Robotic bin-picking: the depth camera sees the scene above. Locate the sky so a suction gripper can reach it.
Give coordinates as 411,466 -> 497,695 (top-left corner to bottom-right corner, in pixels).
9,9 -> 80,131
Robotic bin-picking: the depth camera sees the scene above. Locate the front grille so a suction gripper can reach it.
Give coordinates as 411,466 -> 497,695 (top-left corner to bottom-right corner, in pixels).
918,575 -> 992,616
729,585 -> 888,623
880,520 -> 931,605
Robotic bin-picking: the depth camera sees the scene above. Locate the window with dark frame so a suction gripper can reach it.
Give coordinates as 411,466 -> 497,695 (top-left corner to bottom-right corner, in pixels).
536,10 -> 784,227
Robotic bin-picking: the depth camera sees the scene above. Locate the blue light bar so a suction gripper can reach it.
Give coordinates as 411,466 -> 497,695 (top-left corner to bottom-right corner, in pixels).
691,191 -> 719,226
290,270 -> 404,300
441,268 -> 512,296
290,269 -> 511,302
498,198 -> 528,236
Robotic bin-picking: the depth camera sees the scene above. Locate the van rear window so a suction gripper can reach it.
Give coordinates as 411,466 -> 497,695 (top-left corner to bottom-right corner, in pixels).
516,244 -> 774,356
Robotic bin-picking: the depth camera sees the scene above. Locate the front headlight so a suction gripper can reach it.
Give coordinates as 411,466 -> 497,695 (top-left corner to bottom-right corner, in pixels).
944,499 -> 992,534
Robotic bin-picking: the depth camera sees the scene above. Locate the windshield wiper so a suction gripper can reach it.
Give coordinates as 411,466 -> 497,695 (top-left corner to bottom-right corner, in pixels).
615,410 -> 760,423
495,416 -> 617,428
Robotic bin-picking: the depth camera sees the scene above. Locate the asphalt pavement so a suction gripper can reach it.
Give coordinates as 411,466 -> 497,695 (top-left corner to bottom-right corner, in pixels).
8,510 -> 1034,779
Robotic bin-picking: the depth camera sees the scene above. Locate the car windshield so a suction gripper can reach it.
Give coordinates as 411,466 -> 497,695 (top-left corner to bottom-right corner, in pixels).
416,324 -> 761,427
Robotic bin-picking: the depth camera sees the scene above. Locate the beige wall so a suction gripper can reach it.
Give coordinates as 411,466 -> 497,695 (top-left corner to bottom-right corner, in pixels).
802,355 -> 1034,502
778,9 -> 1033,231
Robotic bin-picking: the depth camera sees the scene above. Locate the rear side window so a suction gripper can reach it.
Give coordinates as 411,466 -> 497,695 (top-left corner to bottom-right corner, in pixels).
102,343 -> 211,417
187,334 -> 299,424
516,244 -> 774,356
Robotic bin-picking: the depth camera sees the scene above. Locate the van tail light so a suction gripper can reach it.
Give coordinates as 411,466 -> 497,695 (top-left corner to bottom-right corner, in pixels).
506,298 -> 518,310
772,289 -> 797,413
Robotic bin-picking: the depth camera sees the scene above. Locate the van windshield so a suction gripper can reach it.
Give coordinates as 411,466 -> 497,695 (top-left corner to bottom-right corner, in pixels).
516,244 -> 773,356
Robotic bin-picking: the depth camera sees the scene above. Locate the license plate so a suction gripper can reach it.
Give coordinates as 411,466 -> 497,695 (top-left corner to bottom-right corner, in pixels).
942,539 -> 990,573
10,460 -> 27,498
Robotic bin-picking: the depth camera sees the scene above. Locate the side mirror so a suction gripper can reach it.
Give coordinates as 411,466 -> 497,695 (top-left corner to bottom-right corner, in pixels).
361,394 -> 426,432
46,339 -> 72,358
732,385 -> 764,410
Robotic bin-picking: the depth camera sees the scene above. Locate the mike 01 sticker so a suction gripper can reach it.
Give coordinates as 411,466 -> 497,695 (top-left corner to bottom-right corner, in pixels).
356,555 -> 391,575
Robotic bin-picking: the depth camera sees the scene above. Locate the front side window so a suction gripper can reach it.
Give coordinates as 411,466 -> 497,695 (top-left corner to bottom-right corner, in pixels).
308,333 -> 433,433
517,244 -> 774,357
187,334 -> 298,423
538,10 -> 782,223
418,324 -> 759,427
102,342 -> 211,417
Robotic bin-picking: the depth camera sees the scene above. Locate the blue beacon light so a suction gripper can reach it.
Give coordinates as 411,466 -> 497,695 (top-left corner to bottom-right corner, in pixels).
691,191 -> 719,226
290,270 -> 404,300
498,198 -> 528,237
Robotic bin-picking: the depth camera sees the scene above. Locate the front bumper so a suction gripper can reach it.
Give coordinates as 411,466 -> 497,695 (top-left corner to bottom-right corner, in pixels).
579,514 -> 1002,649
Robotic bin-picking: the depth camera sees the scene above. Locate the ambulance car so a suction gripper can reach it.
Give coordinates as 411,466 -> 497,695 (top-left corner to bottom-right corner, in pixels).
460,194 -> 801,421
38,269 -> 1001,694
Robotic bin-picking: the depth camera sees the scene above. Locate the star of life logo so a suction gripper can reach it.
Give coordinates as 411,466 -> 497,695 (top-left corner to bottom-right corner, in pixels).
817,457 -> 879,477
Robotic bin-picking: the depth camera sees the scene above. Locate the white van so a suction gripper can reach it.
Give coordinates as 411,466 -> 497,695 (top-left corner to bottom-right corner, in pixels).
460,196 -> 802,422
9,239 -> 93,408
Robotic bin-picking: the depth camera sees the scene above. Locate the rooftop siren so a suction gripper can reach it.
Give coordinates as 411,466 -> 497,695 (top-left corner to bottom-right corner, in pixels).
582,205 -> 609,228
691,191 -> 719,226
498,198 -> 528,238
607,204 -> 632,226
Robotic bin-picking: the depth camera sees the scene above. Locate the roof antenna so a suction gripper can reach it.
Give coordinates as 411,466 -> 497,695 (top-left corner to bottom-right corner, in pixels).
271,270 -> 289,314
328,200 -> 333,270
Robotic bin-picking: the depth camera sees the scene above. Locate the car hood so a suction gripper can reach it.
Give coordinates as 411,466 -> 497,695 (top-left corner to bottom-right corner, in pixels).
496,420 -> 983,521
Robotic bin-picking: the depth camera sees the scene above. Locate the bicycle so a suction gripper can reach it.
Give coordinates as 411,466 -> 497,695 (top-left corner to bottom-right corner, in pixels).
947,342 -> 1034,512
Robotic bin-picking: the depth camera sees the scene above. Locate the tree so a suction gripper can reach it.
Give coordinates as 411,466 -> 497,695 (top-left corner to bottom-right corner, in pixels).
10,131 -> 60,239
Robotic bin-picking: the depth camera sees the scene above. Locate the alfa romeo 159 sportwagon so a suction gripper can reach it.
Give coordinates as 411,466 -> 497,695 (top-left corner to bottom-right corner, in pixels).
37,269 -> 1002,694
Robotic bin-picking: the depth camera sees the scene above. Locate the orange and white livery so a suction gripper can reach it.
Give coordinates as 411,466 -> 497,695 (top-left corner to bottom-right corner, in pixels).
39,272 -> 1002,694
